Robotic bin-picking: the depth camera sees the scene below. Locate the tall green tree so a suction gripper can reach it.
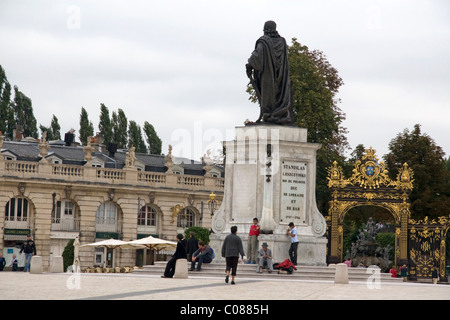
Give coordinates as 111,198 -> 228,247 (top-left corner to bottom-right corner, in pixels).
99,103 -> 113,146
127,120 -> 147,153
290,38 -> 349,214
50,114 -> 61,140
384,124 -> 450,219
0,65 -> 13,138
248,38 -> 348,214
111,108 -> 128,148
40,114 -> 61,141
12,85 -> 38,139
79,107 -> 94,145
143,121 -> 162,155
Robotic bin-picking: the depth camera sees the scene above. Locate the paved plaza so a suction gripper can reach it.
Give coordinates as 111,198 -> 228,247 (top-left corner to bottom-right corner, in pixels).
2,271 -> 449,301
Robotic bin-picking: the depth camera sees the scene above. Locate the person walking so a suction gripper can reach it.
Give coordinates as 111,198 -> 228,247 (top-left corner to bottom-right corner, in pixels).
286,222 -> 299,265
19,234 -> 36,272
221,226 -> 245,285
162,234 -> 186,278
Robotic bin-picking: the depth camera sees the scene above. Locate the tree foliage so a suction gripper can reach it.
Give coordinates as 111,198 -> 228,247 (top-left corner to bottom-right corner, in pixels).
143,121 -> 162,155
39,114 -> 61,141
127,120 -> 147,153
79,107 -> 94,145
0,65 -> 14,138
184,226 -> 211,245
99,103 -> 113,146
384,124 -> 450,219
12,85 -> 38,139
62,239 -> 75,272
111,108 -> 128,149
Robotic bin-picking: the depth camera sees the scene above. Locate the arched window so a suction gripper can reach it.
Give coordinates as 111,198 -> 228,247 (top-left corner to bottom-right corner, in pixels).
96,201 -> 117,224
177,207 -> 196,228
5,197 -> 29,222
138,205 -> 157,226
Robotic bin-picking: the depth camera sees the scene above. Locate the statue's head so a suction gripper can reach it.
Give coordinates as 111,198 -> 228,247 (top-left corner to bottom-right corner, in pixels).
263,20 -> 280,38
264,20 -> 276,32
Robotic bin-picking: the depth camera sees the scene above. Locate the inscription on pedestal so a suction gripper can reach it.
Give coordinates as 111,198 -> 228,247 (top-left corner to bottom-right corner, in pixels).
281,160 -> 307,224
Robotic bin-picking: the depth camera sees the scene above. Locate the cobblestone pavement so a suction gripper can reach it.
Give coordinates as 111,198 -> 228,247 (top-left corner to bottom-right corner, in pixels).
2,272 -> 449,301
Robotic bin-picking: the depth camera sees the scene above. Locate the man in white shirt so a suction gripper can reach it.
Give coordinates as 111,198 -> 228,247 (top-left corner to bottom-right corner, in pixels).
286,222 -> 299,265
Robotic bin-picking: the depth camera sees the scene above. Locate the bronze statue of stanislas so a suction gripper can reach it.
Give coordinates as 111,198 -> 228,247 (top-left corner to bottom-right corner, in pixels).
246,20 -> 294,125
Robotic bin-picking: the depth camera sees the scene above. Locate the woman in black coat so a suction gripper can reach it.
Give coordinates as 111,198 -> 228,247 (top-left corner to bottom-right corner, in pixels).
162,234 -> 186,278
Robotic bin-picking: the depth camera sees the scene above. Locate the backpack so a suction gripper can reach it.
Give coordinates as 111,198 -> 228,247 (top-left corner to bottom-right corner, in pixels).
210,247 -> 215,259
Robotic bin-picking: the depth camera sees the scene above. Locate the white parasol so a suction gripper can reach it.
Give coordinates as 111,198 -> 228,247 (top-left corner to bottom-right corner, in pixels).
125,236 -> 177,251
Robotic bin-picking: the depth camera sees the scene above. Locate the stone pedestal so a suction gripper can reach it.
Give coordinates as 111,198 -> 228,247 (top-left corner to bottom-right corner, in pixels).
174,259 -> 188,279
334,263 -> 349,284
30,256 -> 43,274
50,256 -> 64,273
210,124 -> 327,265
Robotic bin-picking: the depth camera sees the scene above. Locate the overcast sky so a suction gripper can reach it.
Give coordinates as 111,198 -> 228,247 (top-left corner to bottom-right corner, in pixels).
1,0 -> 449,162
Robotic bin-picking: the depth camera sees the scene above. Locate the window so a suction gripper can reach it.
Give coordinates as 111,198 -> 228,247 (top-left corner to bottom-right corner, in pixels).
96,202 -> 117,224
52,200 -> 74,222
138,205 -> 157,226
5,197 -> 29,222
177,207 -> 195,228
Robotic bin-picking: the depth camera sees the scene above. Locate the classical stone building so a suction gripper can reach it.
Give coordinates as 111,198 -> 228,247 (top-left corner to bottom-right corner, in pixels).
0,132 -> 223,271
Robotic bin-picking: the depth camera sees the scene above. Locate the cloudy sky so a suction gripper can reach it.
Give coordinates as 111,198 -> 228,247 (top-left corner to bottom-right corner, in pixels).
1,0 -> 449,161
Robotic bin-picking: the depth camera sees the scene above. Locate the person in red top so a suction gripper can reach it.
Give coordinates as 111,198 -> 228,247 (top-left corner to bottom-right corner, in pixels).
246,218 -> 260,264
389,266 -> 398,278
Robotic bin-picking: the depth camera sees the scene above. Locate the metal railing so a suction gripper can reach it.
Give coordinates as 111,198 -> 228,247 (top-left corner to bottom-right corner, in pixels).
51,217 -> 81,231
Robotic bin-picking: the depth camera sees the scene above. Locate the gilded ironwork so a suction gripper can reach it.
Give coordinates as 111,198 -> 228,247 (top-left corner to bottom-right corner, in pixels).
326,147 -> 413,266
326,147 -> 449,282
408,215 -> 450,280
327,147 -> 414,191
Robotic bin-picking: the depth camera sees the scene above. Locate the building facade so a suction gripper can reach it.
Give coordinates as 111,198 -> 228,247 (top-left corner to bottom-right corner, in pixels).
0,132 -> 223,271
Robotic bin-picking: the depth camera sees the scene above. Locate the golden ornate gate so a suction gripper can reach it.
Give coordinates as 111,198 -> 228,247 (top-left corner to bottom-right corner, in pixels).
325,147 -> 414,266
408,216 -> 450,281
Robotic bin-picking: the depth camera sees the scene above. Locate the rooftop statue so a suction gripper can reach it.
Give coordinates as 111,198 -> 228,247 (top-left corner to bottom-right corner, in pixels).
246,20 -> 294,125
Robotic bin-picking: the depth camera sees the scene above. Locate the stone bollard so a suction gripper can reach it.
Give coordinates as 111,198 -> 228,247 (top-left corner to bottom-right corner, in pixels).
334,263 -> 349,284
49,256 -> 64,273
30,256 -> 43,274
174,258 -> 188,279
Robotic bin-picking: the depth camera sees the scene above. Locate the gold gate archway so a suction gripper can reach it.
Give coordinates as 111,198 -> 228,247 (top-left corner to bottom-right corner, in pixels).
325,147 -> 414,266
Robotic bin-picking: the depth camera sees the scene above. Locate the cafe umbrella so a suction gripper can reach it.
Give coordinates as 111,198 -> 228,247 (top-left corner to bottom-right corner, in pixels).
124,236 -> 177,265
80,238 -> 145,267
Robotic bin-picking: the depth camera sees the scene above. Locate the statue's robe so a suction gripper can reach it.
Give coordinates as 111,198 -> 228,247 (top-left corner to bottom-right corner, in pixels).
248,35 -> 293,124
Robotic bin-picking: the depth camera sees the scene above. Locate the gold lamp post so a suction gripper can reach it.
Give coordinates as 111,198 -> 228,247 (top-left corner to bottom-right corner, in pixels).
207,192 -> 218,217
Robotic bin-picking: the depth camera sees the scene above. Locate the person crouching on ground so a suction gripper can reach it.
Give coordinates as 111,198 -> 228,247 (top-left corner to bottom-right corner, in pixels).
162,233 -> 186,278
256,242 -> 273,273
190,241 -> 213,271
